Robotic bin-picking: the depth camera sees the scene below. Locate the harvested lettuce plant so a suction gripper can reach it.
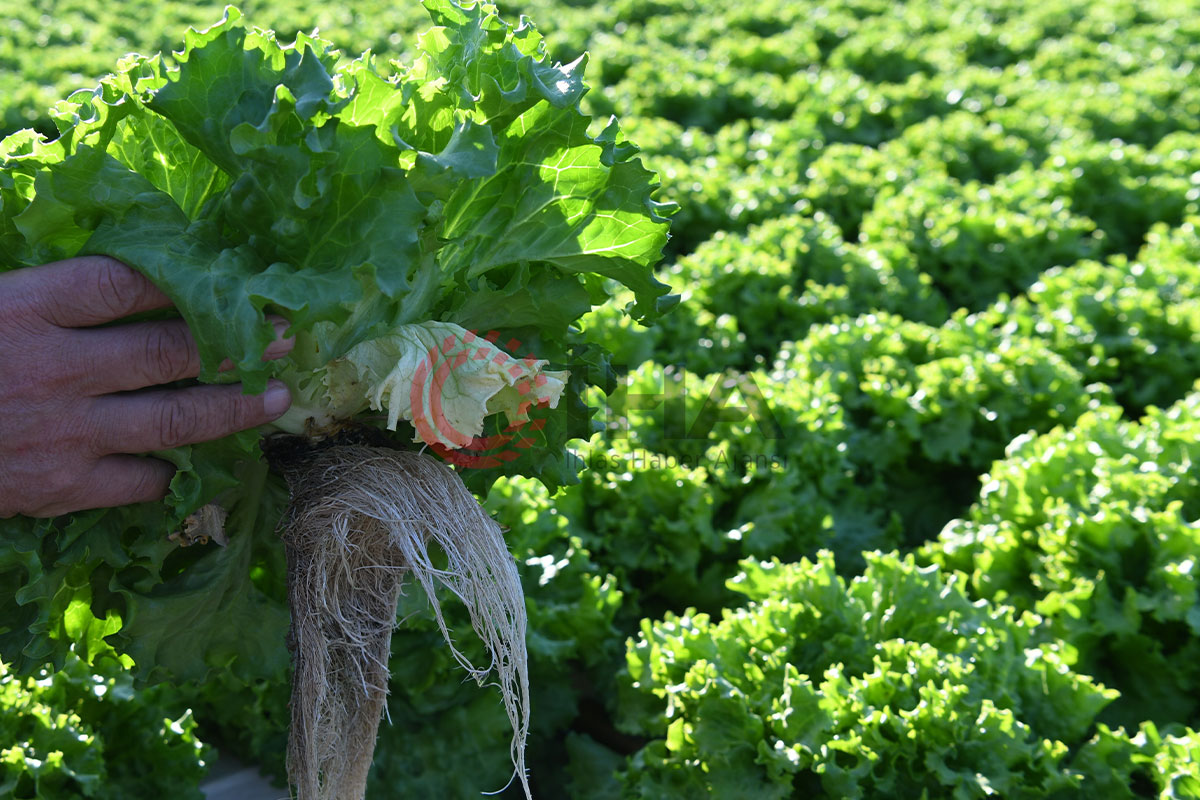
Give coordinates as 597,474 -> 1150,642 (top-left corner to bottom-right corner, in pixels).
0,2 -> 674,797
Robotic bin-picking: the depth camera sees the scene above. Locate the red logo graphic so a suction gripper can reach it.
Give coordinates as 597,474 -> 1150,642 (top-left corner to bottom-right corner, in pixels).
409,329 -> 555,469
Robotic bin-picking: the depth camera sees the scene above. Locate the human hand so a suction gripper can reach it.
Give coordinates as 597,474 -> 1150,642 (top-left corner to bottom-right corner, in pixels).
0,256 -> 294,518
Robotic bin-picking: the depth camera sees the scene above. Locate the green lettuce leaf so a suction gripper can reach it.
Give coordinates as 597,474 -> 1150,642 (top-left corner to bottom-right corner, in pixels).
0,0 -> 673,684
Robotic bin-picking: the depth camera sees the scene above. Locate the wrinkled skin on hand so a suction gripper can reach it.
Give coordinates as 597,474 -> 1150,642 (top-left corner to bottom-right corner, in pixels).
0,256 -> 293,518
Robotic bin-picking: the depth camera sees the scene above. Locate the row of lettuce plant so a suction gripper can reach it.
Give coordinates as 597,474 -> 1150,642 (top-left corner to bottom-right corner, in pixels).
2,0 -> 1199,795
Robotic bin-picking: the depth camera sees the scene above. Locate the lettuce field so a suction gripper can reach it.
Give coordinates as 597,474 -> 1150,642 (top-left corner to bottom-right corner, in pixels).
2,0 -> 1200,797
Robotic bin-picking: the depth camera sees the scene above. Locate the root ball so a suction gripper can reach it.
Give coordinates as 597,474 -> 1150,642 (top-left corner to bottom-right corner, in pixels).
274,444 -> 530,800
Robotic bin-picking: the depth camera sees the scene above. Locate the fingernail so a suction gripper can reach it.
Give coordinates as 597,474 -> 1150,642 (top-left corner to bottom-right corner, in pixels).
263,380 -> 291,417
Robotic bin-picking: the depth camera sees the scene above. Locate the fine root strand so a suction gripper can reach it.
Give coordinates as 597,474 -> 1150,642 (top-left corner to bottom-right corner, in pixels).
276,444 -> 530,800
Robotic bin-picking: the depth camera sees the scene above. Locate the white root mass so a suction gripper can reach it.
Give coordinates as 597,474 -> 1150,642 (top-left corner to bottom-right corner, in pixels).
277,444 -> 530,800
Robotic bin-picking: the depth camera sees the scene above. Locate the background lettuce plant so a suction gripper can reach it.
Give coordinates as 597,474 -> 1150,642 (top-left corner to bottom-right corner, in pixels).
1,0 -> 1199,796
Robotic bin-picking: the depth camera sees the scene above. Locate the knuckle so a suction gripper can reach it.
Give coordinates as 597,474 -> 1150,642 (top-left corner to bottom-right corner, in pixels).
70,412 -> 109,458
156,395 -> 205,448
123,462 -> 171,504
7,462 -> 75,517
90,257 -> 146,319
40,469 -> 77,505
226,392 -> 263,432
142,324 -> 194,384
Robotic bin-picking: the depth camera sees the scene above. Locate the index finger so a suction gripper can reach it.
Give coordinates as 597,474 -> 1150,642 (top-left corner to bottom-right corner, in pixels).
25,255 -> 173,328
